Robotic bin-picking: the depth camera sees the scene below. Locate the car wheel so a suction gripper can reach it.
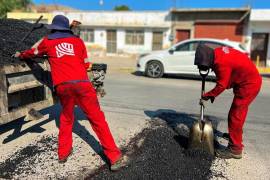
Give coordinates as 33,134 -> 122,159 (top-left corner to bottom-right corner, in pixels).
146,61 -> 164,78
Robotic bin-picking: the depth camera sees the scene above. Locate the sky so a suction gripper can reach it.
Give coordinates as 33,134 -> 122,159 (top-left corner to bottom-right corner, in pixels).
33,0 -> 270,11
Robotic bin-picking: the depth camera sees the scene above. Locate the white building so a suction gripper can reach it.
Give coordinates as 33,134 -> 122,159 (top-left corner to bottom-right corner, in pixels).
54,11 -> 172,56
247,9 -> 270,67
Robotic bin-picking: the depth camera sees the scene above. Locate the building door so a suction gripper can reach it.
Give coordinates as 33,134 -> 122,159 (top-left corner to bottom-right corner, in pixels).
251,33 -> 269,67
152,32 -> 163,50
107,30 -> 117,53
176,30 -> 190,43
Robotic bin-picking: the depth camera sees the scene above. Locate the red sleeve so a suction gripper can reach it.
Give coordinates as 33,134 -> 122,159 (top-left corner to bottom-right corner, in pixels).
19,38 -> 47,59
203,62 -> 232,98
84,62 -> 90,69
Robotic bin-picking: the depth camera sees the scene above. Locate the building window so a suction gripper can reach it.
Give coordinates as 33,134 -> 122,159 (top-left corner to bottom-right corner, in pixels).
125,30 -> 144,45
152,32 -> 163,50
80,29 -> 94,43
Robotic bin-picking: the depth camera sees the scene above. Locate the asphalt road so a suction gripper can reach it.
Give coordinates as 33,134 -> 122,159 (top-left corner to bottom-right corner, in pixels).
99,72 -> 270,179
1,68 -> 269,179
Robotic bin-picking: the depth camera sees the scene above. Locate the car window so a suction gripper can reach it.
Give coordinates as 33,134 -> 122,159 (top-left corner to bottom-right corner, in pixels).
175,42 -> 199,52
202,41 -> 227,49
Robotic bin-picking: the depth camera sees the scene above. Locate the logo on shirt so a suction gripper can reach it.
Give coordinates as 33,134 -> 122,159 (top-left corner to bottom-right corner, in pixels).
55,43 -> 75,58
222,46 -> 230,54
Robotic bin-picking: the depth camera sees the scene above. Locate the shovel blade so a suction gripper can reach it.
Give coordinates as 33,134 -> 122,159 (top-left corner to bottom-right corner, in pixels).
188,120 -> 215,155
24,108 -> 44,121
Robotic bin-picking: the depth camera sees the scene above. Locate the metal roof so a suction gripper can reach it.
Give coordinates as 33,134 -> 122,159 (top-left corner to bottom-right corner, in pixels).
251,9 -> 270,21
170,8 -> 250,13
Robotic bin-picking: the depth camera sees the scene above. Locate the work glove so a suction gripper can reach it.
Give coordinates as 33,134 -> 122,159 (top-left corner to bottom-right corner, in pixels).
202,95 -> 215,103
199,97 -> 215,107
11,51 -> 21,58
87,63 -> 93,71
199,98 -> 206,107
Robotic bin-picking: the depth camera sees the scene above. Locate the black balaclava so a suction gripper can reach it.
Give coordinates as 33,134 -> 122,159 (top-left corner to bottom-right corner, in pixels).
194,44 -> 215,71
48,29 -> 75,40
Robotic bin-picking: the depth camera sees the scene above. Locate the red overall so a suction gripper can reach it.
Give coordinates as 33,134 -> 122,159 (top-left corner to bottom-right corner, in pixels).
20,36 -> 121,164
203,47 -> 262,153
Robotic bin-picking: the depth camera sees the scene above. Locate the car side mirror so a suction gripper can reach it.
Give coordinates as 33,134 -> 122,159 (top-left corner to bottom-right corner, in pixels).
169,48 -> 175,54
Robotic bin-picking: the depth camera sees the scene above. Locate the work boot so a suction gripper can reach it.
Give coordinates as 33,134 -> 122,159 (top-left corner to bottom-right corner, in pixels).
215,147 -> 242,159
58,148 -> 73,163
110,155 -> 128,171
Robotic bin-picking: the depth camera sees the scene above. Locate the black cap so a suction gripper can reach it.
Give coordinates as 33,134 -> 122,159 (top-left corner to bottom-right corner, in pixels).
194,44 -> 214,70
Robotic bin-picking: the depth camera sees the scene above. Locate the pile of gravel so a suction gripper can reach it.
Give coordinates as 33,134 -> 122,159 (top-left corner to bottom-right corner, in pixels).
89,121 -> 227,180
0,19 -> 48,65
0,132 -> 105,179
0,134 -> 58,179
0,121 -> 227,179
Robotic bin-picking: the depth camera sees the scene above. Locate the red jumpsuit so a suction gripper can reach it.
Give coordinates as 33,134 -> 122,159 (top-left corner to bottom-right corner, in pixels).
20,36 -> 121,164
203,47 -> 262,153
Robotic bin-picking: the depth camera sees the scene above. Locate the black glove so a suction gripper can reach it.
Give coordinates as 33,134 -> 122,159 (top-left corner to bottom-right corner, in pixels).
202,95 -> 215,103
199,99 -> 206,107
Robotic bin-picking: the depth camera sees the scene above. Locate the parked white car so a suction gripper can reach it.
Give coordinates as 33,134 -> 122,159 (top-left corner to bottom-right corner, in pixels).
137,38 -> 248,78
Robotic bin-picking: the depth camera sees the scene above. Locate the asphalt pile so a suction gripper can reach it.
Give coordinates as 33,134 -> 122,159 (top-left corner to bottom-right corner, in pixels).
0,121 -> 227,179
89,121 -> 226,180
0,19 -> 48,65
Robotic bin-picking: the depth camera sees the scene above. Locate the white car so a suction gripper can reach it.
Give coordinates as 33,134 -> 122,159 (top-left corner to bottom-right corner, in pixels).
137,38 -> 248,78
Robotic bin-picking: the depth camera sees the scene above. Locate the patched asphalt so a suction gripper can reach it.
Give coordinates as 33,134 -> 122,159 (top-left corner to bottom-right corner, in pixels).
0,120 -> 227,179
88,120 -> 226,180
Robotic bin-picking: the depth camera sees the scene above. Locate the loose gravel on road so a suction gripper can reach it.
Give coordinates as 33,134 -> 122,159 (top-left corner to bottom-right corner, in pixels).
0,120 -> 227,179
0,132 -> 103,179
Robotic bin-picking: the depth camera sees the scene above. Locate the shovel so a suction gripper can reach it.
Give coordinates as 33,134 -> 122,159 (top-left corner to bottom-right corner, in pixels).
188,69 -> 214,155
24,108 -> 46,121
11,15 -> 44,60
21,15 -> 43,43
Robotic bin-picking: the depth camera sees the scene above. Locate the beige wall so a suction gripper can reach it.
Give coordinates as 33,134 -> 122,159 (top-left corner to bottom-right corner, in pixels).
7,12 -> 53,24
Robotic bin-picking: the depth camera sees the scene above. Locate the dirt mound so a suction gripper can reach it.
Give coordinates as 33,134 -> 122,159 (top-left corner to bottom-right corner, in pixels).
0,19 -> 48,65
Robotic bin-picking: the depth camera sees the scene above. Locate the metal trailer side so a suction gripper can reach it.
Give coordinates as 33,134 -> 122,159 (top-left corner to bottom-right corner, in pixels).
0,61 -> 55,125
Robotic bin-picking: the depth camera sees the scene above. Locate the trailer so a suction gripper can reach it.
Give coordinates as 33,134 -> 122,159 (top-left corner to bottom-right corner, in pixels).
0,61 -> 107,125
0,60 -> 55,125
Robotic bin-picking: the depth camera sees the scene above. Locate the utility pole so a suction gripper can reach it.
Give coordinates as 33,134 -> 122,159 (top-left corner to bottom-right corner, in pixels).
245,0 -> 252,8
172,0 -> 176,9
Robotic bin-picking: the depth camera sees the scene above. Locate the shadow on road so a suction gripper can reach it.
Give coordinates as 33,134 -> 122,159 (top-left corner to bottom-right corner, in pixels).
144,109 -> 227,149
131,71 -> 216,82
0,104 -> 108,163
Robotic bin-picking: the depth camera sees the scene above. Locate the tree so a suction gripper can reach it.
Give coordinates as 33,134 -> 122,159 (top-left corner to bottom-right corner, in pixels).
113,5 -> 131,11
0,0 -> 32,18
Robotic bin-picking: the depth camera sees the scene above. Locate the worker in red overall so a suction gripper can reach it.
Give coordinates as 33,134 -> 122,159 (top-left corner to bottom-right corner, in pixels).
14,15 -> 125,170
195,44 -> 262,159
